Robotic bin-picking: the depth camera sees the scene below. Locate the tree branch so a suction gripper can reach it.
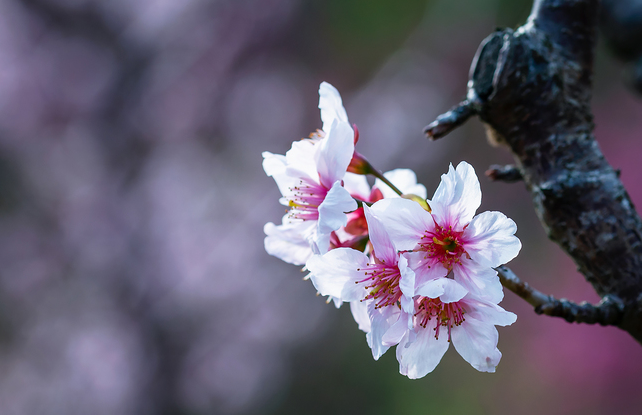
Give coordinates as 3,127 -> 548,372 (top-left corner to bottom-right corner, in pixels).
497,266 -> 624,325
485,164 -> 523,183
424,0 -> 642,343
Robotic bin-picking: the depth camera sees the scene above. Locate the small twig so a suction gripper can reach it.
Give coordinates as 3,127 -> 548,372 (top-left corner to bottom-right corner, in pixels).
485,164 -> 523,183
496,266 -> 625,326
423,99 -> 479,140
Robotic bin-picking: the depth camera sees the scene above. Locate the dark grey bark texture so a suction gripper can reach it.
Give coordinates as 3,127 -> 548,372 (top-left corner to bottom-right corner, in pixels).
425,0 -> 642,344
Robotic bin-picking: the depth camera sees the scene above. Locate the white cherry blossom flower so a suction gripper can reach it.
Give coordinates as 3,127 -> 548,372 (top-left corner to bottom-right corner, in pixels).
370,161 -> 521,303
306,206 -> 415,359
393,288 -> 517,379
263,119 -> 357,264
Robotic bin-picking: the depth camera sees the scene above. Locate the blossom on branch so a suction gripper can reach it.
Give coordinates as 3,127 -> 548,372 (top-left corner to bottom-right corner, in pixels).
263,118 -> 357,264
306,205 -> 415,359
370,161 -> 521,303
395,292 -> 516,378
262,82 -> 520,379
263,82 -> 364,264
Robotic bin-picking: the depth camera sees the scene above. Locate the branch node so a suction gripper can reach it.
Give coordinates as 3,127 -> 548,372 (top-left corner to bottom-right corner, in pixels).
485,164 -> 523,183
424,100 -> 478,140
497,266 -> 625,326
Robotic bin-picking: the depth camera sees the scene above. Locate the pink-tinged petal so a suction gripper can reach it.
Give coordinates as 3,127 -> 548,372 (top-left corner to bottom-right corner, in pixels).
319,82 -> 349,133
463,211 -> 521,267
350,300 -> 371,333
363,205 -> 396,264
369,198 -> 435,251
397,254 -> 416,313
306,248 -> 369,302
451,319 -> 502,373
415,278 -> 468,303
367,302 -> 394,360
397,321 -> 450,379
462,297 -> 517,327
405,251 -> 449,287
430,161 -> 481,229
382,311 -> 410,346
452,259 -> 504,303
343,172 -> 371,200
316,182 -> 358,252
264,221 -> 314,265
375,169 -> 428,199
316,119 -> 354,187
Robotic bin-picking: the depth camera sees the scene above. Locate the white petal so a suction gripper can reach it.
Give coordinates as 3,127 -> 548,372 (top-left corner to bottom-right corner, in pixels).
350,300 -> 371,333
262,151 -> 286,176
429,161 -> 481,229
315,119 -> 354,187
463,297 -> 517,327
405,251 -> 449,288
382,311 -> 410,346
451,319 -> 502,373
397,254 -> 416,313
369,198 -> 434,251
397,322 -> 450,379
415,277 -> 468,303
264,221 -> 314,265
363,205 -> 396,264
376,169 -> 427,199
263,152 -> 298,196
343,172 -> 371,199
367,302 -> 393,360
452,259 -> 504,303
305,248 -> 369,301
319,82 -> 349,133
316,181 -> 358,252
285,139 -> 318,179
463,211 -> 521,267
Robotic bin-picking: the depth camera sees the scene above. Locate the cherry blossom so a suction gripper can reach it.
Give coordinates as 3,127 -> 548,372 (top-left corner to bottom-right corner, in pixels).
306,205 -> 415,359
370,161 -> 521,302
391,287 -> 517,379
263,118 -> 357,264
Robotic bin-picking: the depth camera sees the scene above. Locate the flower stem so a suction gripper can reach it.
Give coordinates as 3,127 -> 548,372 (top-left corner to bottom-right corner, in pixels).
370,169 -> 403,196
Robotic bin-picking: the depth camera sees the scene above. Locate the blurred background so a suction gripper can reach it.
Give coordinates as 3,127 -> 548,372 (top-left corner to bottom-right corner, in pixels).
0,0 -> 641,414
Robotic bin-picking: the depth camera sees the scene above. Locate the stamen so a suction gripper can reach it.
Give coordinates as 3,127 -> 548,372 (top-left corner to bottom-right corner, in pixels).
356,262 -> 403,309
286,177 -> 328,221
418,225 -> 466,271
415,297 -> 466,342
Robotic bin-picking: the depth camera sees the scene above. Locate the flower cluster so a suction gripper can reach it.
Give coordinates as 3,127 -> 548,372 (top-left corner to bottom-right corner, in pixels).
263,82 -> 521,378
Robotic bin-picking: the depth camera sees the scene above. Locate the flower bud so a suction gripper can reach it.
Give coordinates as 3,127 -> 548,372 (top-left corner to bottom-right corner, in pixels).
401,193 -> 431,212
347,151 -> 375,175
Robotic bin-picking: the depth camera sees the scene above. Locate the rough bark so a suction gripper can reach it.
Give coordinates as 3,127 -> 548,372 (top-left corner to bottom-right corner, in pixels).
425,0 -> 642,343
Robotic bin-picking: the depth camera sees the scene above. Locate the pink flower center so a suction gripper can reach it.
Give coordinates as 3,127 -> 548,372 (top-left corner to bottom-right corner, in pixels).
415,297 -> 466,341
287,177 -> 328,221
356,260 -> 402,309
419,225 -> 466,270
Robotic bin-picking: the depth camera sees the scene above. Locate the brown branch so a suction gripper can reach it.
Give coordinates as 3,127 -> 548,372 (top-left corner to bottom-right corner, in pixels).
497,266 -> 624,326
